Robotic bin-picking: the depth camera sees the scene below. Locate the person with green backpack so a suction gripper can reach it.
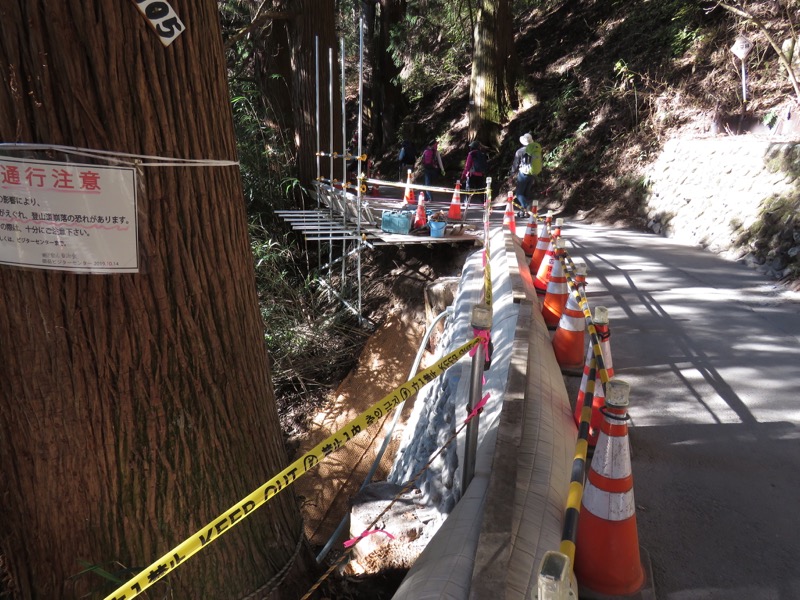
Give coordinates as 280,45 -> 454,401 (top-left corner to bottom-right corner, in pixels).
510,132 -> 542,214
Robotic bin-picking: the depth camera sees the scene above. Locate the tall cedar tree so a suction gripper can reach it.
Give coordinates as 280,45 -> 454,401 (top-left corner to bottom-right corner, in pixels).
223,0 -> 341,190
287,0 -> 343,187
374,0 -> 406,150
469,0 -> 515,146
0,2 -> 316,598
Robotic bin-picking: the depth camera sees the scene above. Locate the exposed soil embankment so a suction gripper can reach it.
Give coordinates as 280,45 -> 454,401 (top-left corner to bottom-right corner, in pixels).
292,312 -> 430,546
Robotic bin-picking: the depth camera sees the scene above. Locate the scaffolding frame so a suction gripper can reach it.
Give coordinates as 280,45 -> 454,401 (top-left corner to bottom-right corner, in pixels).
281,17 -> 488,324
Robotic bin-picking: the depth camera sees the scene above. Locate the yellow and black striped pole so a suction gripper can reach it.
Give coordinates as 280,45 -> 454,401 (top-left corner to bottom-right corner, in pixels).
559,355 -> 599,565
563,254 -> 611,387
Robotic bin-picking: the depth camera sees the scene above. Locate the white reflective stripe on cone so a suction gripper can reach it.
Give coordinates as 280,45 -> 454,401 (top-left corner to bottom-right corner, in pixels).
582,482 -> 636,521
558,314 -> 583,332
600,339 -> 614,375
591,433 -> 632,479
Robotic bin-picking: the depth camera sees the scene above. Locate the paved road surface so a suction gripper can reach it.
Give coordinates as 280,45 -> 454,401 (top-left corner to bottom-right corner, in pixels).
567,222 -> 800,600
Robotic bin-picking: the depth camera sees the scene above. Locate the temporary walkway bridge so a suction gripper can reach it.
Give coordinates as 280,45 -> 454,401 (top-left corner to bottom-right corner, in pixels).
277,179 -> 487,246
276,176 -> 491,322
274,24 -> 494,321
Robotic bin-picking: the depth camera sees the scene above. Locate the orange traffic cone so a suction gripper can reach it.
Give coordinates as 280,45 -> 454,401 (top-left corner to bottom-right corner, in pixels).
404,170 -> 416,205
534,218 -> 564,295
553,262 -> 587,370
413,192 -> 427,229
542,239 -> 569,327
448,181 -> 463,220
596,308 -> 615,380
572,306 -> 613,446
520,201 -> 539,254
503,191 -> 517,235
575,379 -> 646,597
529,210 -> 552,275
573,343 -> 595,428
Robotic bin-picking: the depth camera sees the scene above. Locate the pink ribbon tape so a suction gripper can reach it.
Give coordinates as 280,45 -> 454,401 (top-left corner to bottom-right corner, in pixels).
466,393 -> 491,423
344,528 -> 395,549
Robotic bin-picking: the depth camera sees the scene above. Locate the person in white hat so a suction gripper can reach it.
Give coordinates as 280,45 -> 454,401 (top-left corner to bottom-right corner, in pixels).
510,132 -> 539,215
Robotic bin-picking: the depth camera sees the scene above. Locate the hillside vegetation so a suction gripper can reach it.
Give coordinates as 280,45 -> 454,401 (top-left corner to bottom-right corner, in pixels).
391,0 -> 797,223
236,0 -> 799,443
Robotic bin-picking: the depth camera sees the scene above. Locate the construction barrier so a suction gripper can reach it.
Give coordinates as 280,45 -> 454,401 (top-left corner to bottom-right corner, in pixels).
448,181 -> 463,220
414,192 -> 428,228
102,338 -> 480,600
574,379 -> 646,597
404,170 -> 416,204
552,261 -> 587,370
541,239 -> 569,328
533,233 -> 556,295
520,202 -> 539,255
529,211 -> 552,276
572,306 -> 613,446
503,191 -> 517,236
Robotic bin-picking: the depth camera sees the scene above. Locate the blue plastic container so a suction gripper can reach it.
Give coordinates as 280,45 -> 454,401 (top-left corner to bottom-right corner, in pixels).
429,221 -> 446,238
381,210 -> 413,234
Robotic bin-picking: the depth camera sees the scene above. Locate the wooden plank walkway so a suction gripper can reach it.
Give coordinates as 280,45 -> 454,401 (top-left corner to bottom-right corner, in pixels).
276,181 -> 489,246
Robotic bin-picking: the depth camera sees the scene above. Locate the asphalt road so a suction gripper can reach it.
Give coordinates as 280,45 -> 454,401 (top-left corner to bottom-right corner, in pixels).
566,221 -> 800,600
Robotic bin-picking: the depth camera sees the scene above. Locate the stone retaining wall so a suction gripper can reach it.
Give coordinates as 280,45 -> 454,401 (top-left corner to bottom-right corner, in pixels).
644,136 -> 800,278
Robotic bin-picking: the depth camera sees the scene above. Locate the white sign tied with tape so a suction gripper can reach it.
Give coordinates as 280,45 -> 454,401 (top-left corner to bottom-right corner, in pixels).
132,0 -> 185,46
0,157 -> 139,274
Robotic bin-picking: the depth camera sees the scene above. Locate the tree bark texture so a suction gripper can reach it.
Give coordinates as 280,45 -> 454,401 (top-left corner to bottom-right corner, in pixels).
287,0 -> 342,187
497,0 -> 517,112
0,2 -> 314,598
253,8 -> 296,166
375,0 -> 406,151
469,0 -> 511,147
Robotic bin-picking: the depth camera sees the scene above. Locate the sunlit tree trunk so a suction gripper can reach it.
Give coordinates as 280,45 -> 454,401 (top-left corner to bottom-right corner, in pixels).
375,0 -> 406,151
468,0 -> 513,147
288,0 -> 341,187
0,1 -> 315,598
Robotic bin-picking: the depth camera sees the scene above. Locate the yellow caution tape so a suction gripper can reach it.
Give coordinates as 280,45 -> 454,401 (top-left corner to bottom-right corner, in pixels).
103,337 -> 479,600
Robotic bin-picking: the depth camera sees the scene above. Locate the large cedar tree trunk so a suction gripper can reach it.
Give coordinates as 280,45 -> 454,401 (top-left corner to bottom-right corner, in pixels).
374,0 -> 406,151
0,2 -> 315,598
288,0 -> 342,187
468,0 -> 513,147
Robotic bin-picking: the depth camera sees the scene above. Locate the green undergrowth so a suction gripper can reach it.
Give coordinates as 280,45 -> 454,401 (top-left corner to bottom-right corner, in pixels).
735,191 -> 800,282
250,222 -> 371,442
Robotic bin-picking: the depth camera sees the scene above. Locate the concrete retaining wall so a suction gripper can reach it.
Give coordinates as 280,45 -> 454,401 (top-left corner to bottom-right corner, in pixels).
644,136 -> 800,266
390,226 -> 576,600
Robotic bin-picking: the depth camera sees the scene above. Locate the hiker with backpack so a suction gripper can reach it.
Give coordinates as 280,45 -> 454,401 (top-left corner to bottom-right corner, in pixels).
461,140 -> 488,191
398,138 -> 417,181
421,139 -> 445,201
511,132 -> 542,214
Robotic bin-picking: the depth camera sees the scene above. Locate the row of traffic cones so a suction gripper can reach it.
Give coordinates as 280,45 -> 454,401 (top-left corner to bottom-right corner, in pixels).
548,257 -> 648,597
509,200 -> 648,597
504,192 -> 562,301
402,171 -> 465,223
549,259 -> 615,448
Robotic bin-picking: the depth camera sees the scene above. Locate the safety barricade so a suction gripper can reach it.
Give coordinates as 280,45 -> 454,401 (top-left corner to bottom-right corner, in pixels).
105,180 -> 499,600
532,226 -> 653,600
103,338 -> 483,600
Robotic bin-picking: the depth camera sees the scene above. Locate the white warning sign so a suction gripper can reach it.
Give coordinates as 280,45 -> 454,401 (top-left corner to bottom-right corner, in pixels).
0,157 -> 138,273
